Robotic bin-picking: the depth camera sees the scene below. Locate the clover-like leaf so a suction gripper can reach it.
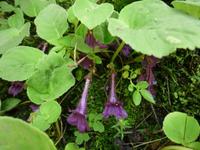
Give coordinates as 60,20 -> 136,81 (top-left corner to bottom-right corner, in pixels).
163,112 -> 200,145
34,4 -> 68,42
108,0 -> 200,58
19,0 -> 55,17
0,117 -> 56,150
27,52 -> 75,104
172,0 -> 200,19
0,46 -> 44,81
0,22 -> 30,54
73,0 -> 114,29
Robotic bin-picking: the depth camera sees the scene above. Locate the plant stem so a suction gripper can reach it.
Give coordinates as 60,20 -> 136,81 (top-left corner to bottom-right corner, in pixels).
110,41 -> 125,64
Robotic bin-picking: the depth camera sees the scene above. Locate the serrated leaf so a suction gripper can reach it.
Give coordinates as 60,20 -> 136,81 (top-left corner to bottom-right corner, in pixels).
0,98 -> 21,112
108,0 -> 200,58
73,0 -> 114,29
74,131 -> 90,145
40,101 -> 61,123
132,90 -> 142,106
0,46 -> 44,81
0,2 -> 15,12
19,0 -> 55,17
0,22 -> 30,54
136,81 -> 149,89
0,117 -> 56,150
140,89 -> 155,104
163,112 -> 200,145
172,0 -> 200,19
27,52 -> 75,104
34,4 -> 68,42
93,122 -> 105,133
8,8 -> 24,29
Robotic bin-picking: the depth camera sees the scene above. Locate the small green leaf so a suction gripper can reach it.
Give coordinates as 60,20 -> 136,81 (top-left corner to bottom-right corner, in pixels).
73,0 -> 114,29
67,6 -> 79,25
140,89 -> 155,104
93,122 -> 105,133
132,90 -> 142,106
40,101 -> 61,123
0,1 -> 15,12
19,0 -> 54,17
74,131 -> 90,145
0,117 -> 56,150
136,81 -> 149,89
128,84 -> 134,92
0,46 -> 44,81
34,4 -> 68,42
122,71 -> 129,79
27,52 -> 75,104
163,112 -> 200,145
0,98 -> 21,113
65,143 -> 79,150
0,22 -> 30,54
187,142 -> 200,150
31,114 -> 50,131
8,8 -> 24,29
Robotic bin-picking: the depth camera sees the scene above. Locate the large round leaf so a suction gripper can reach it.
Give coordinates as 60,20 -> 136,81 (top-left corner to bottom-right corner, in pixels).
172,0 -> 200,19
0,117 -> 56,150
27,52 -> 75,104
0,22 -> 30,54
34,4 -> 68,42
73,0 -> 114,30
108,0 -> 200,58
19,0 -> 55,17
163,112 -> 200,145
0,46 -> 44,81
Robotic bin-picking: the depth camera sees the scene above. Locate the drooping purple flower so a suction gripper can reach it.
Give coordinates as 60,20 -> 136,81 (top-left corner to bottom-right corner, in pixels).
8,81 -> 24,96
103,72 -> 128,119
139,56 -> 159,96
30,104 -> 39,112
85,31 -> 108,49
122,44 -> 132,57
78,54 -> 93,70
67,75 -> 92,132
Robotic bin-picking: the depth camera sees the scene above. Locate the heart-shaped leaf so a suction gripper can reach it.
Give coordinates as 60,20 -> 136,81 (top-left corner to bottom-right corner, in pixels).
0,117 -> 56,150
163,112 -> 200,145
73,0 -> 114,29
27,52 -> 75,104
0,46 -> 44,81
34,4 -> 68,42
108,0 -> 200,58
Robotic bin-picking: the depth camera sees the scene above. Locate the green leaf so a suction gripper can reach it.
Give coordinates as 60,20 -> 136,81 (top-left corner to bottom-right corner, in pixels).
172,0 -> 200,19
93,122 -> 105,133
0,117 -> 56,150
65,143 -> 79,150
27,52 -> 75,104
161,145 -> 193,150
19,0 -> 55,17
163,112 -> 200,145
0,98 -> 21,113
0,22 -> 30,54
8,8 -> 24,29
132,90 -> 142,106
187,142 -> 200,150
74,131 -> 90,145
73,0 -> 114,29
0,46 -> 44,81
40,101 -> 61,123
75,24 -> 88,38
34,4 -> 68,42
31,114 -> 50,131
93,22 -> 114,44
136,81 -> 149,89
108,0 -> 200,58
140,89 -> 155,104
0,1 -> 15,12
67,6 -> 79,25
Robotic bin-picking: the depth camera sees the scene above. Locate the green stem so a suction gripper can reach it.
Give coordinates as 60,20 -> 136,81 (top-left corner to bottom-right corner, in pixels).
110,41 -> 125,64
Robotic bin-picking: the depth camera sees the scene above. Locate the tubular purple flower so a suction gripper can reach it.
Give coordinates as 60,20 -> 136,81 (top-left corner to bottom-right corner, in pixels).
122,44 -> 132,57
103,72 -> 128,119
67,74 -> 92,132
8,81 -> 24,96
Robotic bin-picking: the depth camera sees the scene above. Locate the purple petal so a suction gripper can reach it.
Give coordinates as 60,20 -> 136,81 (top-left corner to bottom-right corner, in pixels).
122,45 -> 131,57
8,81 -> 24,96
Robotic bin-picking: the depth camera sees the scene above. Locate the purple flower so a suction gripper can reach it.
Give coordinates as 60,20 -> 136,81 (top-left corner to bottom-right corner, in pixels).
78,54 -> 93,70
103,72 -> 128,119
37,42 -> 48,52
67,75 -> 91,132
139,56 -> 159,96
122,45 -> 132,57
8,81 -> 24,96
30,104 -> 39,112
85,31 -> 108,49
